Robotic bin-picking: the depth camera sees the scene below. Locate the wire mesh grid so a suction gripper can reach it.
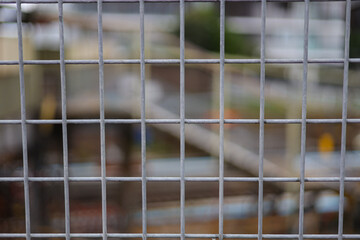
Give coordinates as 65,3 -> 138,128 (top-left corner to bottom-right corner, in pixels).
0,0 -> 359,239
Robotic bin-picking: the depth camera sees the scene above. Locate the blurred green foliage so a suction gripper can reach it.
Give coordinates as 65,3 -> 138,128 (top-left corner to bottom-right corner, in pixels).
350,30 -> 360,62
175,5 -> 254,56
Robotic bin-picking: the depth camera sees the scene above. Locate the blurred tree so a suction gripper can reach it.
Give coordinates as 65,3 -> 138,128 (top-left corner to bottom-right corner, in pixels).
350,7 -> 360,65
175,5 -> 254,56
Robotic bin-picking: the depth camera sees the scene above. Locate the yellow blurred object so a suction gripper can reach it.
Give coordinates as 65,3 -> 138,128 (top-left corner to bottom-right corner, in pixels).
39,94 -> 57,135
318,133 -> 335,153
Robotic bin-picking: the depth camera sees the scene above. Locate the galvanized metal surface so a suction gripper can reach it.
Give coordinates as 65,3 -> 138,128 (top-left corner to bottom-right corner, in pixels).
0,0 -> 355,239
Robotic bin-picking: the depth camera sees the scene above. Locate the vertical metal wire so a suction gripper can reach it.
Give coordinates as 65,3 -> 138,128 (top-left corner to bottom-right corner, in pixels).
15,1 -> 31,239
97,0 -> 108,239
298,0 -> 310,239
219,0 -> 225,239
338,0 -> 351,239
140,0 -> 147,239
58,1 -> 71,239
179,0 -> 185,239
258,0 -> 266,239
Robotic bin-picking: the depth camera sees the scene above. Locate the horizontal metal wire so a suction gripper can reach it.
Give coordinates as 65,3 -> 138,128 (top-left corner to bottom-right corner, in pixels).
0,0 -> 358,3
0,176 -> 359,182
1,233 -> 360,239
0,58 -> 359,65
1,118 -> 360,125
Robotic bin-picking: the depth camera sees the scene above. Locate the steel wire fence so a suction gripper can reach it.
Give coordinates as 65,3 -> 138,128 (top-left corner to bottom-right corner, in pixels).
0,0 -> 356,239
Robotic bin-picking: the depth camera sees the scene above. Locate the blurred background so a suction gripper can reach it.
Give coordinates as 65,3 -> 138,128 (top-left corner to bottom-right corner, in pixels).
1,1 -> 360,239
